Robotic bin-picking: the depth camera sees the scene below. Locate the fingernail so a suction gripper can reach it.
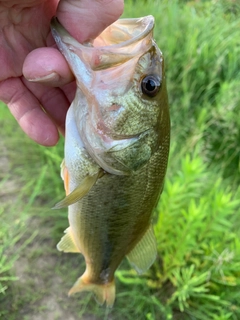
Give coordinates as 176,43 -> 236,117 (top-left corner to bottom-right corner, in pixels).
27,72 -> 60,83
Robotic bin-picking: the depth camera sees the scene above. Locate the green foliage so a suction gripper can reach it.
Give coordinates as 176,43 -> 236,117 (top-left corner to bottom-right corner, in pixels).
153,145 -> 240,319
0,0 -> 240,319
205,80 -> 240,182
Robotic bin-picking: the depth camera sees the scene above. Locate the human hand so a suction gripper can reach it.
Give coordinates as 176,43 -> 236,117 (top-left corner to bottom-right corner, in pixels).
0,0 -> 124,146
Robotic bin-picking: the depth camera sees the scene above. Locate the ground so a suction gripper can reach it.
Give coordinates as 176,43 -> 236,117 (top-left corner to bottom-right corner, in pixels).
0,131 -> 101,320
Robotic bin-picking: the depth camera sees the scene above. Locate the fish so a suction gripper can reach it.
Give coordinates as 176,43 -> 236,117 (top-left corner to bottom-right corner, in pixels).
50,15 -> 170,307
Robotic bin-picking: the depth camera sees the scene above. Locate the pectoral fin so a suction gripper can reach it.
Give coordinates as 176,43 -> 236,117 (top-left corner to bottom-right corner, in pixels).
126,225 -> 157,274
52,170 -> 103,209
57,227 -> 80,253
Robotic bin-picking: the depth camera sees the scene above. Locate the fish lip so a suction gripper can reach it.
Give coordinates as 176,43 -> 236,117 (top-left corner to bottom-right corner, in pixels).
51,16 -> 154,50
92,16 -> 155,50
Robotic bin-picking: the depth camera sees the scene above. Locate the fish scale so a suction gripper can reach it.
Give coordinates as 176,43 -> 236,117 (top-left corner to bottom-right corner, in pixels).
78,170 -> 155,280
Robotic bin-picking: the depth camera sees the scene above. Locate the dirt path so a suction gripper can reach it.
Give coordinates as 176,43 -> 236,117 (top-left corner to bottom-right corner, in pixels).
13,238 -> 100,320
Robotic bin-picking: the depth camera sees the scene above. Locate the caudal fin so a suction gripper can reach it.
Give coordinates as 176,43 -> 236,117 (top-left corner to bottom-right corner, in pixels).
68,276 -> 115,307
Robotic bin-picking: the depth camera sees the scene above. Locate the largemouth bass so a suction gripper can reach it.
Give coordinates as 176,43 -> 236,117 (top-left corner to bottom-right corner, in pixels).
51,15 -> 170,307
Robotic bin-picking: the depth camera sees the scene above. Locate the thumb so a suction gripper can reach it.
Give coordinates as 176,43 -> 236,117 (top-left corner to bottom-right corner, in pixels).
56,0 -> 124,43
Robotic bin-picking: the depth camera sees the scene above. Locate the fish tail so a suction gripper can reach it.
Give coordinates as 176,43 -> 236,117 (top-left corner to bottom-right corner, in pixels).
68,274 -> 115,307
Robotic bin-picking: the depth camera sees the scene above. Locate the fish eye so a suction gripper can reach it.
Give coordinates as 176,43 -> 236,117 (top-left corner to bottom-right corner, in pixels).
141,75 -> 160,97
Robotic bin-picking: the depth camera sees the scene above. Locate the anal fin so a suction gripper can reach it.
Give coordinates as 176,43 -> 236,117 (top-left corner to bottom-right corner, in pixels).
57,227 -> 80,253
126,225 -> 157,274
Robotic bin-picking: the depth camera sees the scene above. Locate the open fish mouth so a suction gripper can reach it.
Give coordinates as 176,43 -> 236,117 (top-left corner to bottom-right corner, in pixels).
51,16 -> 155,71
93,15 -> 154,48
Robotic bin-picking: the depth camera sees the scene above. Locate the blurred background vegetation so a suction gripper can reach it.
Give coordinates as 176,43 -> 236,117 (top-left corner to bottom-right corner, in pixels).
0,0 -> 240,319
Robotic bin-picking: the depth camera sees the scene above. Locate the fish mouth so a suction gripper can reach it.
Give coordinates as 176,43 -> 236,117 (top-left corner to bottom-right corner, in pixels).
51,16 -> 154,71
92,16 -> 154,49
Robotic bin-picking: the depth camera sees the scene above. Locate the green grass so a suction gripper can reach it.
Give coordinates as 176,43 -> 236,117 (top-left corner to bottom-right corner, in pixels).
1,0 -> 240,319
